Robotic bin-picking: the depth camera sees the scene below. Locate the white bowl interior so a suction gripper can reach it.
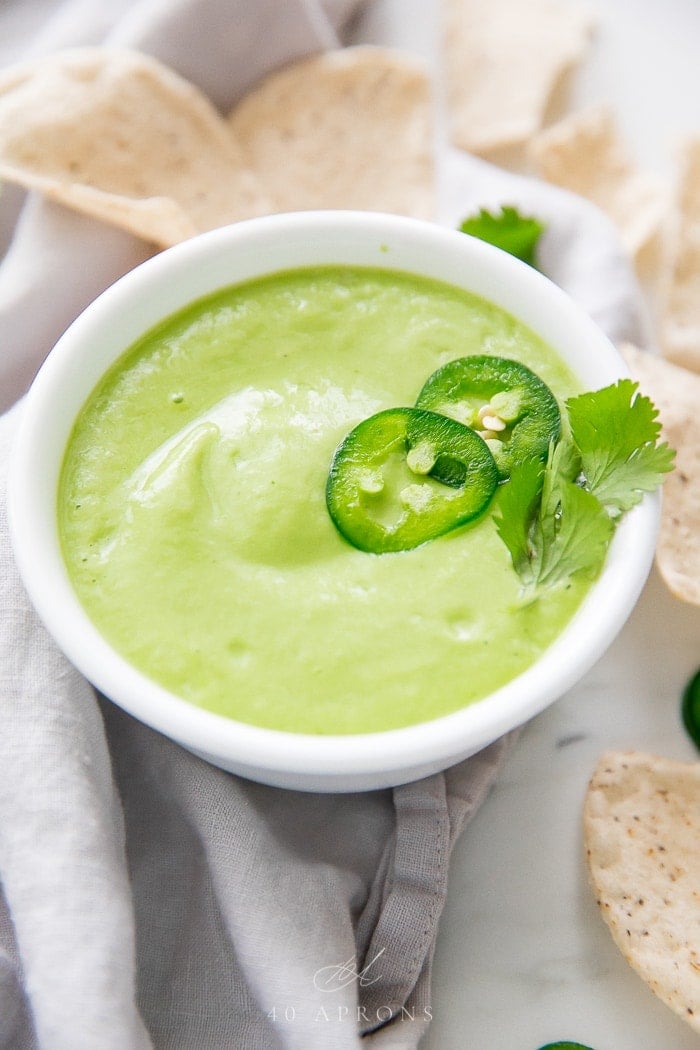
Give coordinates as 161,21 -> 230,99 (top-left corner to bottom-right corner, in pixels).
8,212 -> 659,791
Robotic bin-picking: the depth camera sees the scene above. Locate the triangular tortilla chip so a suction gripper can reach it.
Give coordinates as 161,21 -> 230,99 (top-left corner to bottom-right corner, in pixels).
621,343 -> 700,605
443,0 -> 593,156
660,139 -> 700,373
531,106 -> 666,261
228,47 -> 435,219
584,751 -> 700,1034
0,48 -> 270,246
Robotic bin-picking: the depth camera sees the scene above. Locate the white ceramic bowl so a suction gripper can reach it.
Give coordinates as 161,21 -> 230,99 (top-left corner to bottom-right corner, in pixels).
9,211 -> 658,792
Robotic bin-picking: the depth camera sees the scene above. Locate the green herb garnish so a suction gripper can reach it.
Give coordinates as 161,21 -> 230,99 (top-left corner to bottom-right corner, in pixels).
494,440 -> 614,600
567,379 -> 675,518
493,458 -> 545,583
459,205 -> 545,268
495,381 -> 674,600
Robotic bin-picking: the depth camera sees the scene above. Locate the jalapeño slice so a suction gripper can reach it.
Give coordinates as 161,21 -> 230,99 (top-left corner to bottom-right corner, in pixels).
535,1044 -> 595,1050
415,355 -> 561,478
326,407 -> 498,553
682,668 -> 700,750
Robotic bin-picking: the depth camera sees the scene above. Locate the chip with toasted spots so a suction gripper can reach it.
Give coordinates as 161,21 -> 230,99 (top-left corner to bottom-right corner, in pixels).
660,139 -> 700,373
442,0 -> 593,157
531,106 -> 666,261
621,343 -> 700,605
228,47 -> 435,220
584,750 -> 700,1034
0,47 -> 271,246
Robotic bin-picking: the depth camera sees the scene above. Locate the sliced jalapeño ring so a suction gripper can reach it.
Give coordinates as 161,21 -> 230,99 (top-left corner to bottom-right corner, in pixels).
682,668 -> 700,750
326,407 -> 498,553
415,354 -> 561,479
534,1044 -> 596,1050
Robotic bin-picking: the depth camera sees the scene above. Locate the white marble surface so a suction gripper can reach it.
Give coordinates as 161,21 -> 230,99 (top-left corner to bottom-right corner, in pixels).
350,2 -> 700,1047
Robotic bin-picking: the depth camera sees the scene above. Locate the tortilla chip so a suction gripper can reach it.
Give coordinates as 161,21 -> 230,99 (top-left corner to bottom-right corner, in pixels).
584,751 -> 700,1033
0,48 -> 271,246
621,343 -> 700,605
660,139 -> 700,373
531,107 -> 666,260
228,47 -> 435,219
442,0 -> 593,157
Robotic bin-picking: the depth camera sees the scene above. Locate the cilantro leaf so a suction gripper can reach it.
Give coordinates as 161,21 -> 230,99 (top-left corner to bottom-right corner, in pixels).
495,441 -> 613,601
459,206 -> 545,268
495,381 -> 674,600
538,438 -> 581,523
493,458 -> 544,586
566,380 -> 675,516
535,478 -> 614,591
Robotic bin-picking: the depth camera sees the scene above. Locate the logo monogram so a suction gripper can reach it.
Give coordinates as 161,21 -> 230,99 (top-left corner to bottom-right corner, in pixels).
312,948 -> 386,992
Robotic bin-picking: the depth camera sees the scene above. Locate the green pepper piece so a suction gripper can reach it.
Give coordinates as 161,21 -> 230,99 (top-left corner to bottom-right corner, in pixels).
415,355 -> 561,479
535,1044 -> 595,1050
682,668 -> 700,749
326,407 -> 498,553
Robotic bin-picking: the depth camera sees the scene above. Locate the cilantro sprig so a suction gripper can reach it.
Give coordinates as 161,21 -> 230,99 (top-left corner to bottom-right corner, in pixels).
494,381 -> 674,600
459,205 -> 674,597
566,379 -> 675,517
494,440 -> 614,600
459,206 -> 545,268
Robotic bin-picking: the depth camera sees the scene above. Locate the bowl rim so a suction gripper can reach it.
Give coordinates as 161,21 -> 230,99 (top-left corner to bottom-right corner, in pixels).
8,210 -> 659,788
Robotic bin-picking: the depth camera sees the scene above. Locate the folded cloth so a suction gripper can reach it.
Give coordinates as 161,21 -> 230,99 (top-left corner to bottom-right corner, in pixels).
0,1 -> 648,1048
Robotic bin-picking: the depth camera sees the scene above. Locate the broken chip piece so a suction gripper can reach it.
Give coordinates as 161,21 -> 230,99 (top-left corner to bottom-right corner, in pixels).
621,343 -> 699,606
228,46 -> 436,220
0,47 -> 271,246
530,106 -> 666,262
442,0 -> 593,157
584,750 -> 700,1034
0,45 -> 436,245
659,138 -> 700,374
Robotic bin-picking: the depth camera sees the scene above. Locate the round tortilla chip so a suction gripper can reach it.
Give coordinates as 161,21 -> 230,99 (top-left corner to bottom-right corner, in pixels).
621,343 -> 700,605
228,46 -> 435,220
585,750 -> 700,1033
0,47 -> 271,246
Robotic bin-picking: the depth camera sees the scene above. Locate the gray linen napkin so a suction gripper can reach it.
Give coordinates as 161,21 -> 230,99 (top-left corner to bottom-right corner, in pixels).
0,1 -> 648,1048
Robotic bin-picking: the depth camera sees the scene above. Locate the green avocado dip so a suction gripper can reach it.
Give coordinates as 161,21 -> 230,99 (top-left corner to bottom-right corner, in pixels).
58,265 -> 590,734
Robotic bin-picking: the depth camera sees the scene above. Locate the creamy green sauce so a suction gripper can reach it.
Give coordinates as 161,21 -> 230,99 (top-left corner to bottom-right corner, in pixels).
59,266 -> 589,734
